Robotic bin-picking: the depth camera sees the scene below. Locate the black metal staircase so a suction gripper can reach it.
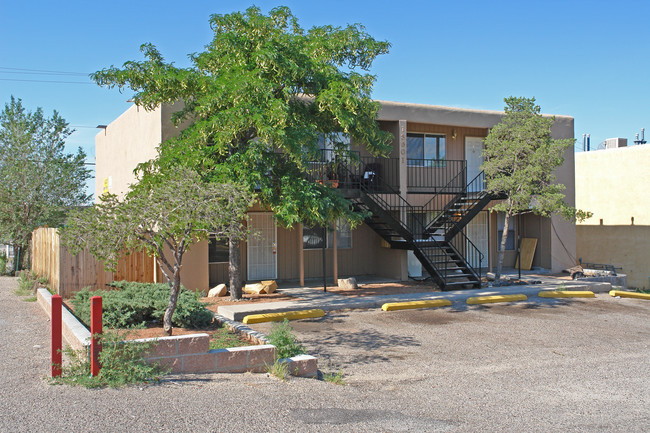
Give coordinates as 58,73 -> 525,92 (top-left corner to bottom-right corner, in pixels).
423,171 -> 494,241
348,160 -> 486,290
306,151 -> 497,290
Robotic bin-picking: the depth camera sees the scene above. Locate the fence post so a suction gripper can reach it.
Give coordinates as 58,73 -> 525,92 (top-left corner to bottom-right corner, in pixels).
90,296 -> 102,377
51,295 -> 62,377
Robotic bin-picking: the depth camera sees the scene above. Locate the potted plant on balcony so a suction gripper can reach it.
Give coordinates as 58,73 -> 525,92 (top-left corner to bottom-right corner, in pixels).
325,162 -> 339,188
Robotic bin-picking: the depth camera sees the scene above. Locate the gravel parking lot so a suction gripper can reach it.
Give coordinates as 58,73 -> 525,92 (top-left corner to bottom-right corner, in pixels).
2,276 -> 649,432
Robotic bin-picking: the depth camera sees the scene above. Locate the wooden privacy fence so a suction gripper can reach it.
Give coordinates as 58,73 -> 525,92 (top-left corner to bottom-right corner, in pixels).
31,227 -> 159,298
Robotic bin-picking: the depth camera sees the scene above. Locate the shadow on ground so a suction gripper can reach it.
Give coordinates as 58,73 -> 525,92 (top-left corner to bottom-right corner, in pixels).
293,312 -> 421,366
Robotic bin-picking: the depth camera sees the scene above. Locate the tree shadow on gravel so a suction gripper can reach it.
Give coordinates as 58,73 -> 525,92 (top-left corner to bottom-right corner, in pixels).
295,312 -> 421,366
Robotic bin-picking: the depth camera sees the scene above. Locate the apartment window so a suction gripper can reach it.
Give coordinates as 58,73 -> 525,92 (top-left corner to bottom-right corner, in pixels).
317,132 -> 351,161
327,219 -> 352,249
496,213 -> 516,251
407,133 -> 446,166
303,219 -> 352,250
302,225 -> 326,250
209,235 -> 229,263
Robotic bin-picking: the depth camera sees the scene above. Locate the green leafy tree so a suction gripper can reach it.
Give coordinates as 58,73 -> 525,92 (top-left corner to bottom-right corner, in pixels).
483,96 -> 588,278
0,96 -> 91,272
61,168 -> 255,335
91,6 -> 392,298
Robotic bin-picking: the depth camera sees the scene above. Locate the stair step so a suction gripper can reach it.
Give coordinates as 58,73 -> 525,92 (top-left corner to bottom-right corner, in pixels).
444,281 -> 480,287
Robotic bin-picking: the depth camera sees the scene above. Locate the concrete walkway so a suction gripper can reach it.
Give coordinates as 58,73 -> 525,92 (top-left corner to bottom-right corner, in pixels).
218,273 -> 613,321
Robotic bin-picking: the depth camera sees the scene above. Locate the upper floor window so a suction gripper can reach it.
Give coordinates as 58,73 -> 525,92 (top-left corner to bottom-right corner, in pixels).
407,133 -> 446,166
317,132 -> 350,161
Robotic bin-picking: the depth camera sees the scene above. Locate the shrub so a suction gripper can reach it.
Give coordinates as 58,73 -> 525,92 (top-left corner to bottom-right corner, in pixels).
0,251 -> 7,275
322,368 -> 346,385
51,331 -> 167,388
15,270 -> 42,296
267,319 -> 306,359
265,359 -> 290,381
70,281 -> 213,329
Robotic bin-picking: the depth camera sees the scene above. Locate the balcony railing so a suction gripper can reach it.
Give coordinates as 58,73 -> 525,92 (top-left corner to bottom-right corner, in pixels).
306,153 -> 468,194
407,159 -> 466,193
305,150 -> 399,192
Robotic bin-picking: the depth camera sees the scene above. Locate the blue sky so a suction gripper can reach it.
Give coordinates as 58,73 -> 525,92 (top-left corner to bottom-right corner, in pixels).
1,0 -> 649,183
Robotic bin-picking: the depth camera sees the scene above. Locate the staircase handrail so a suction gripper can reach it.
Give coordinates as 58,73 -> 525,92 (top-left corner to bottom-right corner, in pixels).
448,228 -> 484,280
419,162 -> 468,214
423,170 -> 488,235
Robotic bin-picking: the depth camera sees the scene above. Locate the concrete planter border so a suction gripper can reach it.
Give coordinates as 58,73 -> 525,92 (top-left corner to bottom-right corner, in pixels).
35,288 -> 317,377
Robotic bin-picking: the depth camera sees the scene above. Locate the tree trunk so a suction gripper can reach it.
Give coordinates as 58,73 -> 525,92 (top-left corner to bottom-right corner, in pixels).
162,271 -> 181,336
13,244 -> 21,275
495,212 -> 511,280
229,238 -> 242,300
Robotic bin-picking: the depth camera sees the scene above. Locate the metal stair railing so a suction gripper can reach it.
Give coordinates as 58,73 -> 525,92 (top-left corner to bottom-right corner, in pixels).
304,151 -> 484,288
340,159 -> 464,285
423,170 -> 488,236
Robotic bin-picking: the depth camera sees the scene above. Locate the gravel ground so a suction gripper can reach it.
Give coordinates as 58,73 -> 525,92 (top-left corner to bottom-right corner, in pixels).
2,276 -> 649,432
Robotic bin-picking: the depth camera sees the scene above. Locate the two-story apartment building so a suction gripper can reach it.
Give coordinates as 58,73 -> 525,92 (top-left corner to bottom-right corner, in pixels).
95,100 -> 576,292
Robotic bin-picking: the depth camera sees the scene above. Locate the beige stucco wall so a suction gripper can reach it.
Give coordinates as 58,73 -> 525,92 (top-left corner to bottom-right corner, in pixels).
95,103 -> 208,292
179,240 -> 209,293
577,225 -> 650,289
95,104 -> 163,200
575,145 -> 650,226
575,144 -> 650,288
549,116 -> 577,272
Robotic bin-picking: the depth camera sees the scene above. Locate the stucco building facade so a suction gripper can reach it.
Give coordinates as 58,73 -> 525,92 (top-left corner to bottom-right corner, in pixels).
96,100 -> 577,292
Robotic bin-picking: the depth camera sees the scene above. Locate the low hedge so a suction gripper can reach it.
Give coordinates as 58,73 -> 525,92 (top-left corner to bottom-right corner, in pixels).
70,281 -> 213,329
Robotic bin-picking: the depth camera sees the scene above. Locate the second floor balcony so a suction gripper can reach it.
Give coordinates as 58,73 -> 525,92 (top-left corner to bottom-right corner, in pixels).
306,149 -> 469,195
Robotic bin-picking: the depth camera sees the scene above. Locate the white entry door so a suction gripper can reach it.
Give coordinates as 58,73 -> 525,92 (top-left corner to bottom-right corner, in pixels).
465,136 -> 484,190
465,211 -> 489,271
247,213 -> 277,280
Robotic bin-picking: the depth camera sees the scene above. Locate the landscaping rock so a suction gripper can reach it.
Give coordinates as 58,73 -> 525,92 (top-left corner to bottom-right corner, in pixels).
208,284 -> 228,297
244,280 -> 277,295
244,283 -> 265,294
337,277 -> 358,290
261,280 -> 277,294
486,272 -> 496,281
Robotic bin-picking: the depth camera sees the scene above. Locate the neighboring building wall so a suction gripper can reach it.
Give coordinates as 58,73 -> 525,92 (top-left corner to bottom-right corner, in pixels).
95,103 -> 206,292
575,145 -> 650,288
95,104 -> 163,199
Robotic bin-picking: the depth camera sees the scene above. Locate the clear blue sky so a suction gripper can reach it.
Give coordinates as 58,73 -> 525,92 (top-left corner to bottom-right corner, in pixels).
2,0 -> 649,182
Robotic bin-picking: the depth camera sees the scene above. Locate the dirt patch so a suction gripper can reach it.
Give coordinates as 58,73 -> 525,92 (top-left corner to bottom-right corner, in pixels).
112,322 -> 252,348
114,323 -> 221,340
326,281 -> 438,297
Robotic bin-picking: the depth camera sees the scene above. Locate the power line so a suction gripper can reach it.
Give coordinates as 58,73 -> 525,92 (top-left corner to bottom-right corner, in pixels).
0,66 -> 90,76
0,71 -> 89,77
0,78 -> 92,85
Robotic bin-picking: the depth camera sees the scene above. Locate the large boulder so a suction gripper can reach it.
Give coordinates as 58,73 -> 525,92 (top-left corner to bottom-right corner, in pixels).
337,277 -> 358,290
208,284 -> 228,297
261,280 -> 277,294
244,280 -> 278,295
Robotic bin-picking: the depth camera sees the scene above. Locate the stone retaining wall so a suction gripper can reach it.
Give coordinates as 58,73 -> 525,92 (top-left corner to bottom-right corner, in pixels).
37,288 -> 90,351
35,288 -> 317,377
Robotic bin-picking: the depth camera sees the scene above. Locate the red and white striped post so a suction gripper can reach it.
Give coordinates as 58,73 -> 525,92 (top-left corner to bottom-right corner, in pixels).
90,296 -> 102,377
51,295 -> 62,377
